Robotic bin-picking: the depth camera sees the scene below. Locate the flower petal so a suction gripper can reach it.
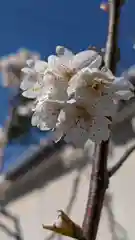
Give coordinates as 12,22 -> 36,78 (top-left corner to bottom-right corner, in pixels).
34,60 -> 48,73
64,127 -> 90,148
74,87 -> 99,105
32,99 -> 63,130
21,67 -> 34,74
22,82 -> 42,99
26,59 -> 35,67
113,77 -> 134,91
72,50 -> 102,71
123,65 -> 135,86
68,68 -> 114,104
54,100 -> 77,141
115,90 -> 134,100
42,72 -> 68,101
111,77 -> 134,100
20,75 -> 36,90
48,55 -> 59,70
89,54 -> 103,69
89,116 -> 110,143
89,68 -> 114,82
101,66 -> 114,81
48,55 -> 70,77
68,68 -> 93,91
94,95 -> 117,117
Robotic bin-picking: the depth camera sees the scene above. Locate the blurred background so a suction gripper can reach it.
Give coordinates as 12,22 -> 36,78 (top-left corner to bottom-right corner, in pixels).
0,0 -> 135,240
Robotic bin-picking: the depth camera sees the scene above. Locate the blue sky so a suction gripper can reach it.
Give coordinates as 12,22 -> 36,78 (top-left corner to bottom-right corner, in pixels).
0,0 -> 134,124
0,0 -> 134,170
0,0 -> 134,69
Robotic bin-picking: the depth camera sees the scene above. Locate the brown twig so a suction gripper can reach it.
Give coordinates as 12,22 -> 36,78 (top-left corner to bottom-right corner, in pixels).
0,106 -> 14,173
82,1 -> 122,240
109,143 -> 135,177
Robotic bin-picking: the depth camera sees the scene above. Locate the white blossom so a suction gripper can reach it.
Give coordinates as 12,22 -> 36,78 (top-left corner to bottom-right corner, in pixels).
72,50 -> 102,70
21,46 -> 103,101
20,59 -> 48,97
47,48 -> 102,82
31,98 -> 65,131
23,71 -> 68,102
120,65 -> 135,90
68,66 -> 114,95
0,49 -> 39,87
110,76 -> 134,100
54,99 -> 111,145
19,47 -> 135,145
68,67 -> 134,117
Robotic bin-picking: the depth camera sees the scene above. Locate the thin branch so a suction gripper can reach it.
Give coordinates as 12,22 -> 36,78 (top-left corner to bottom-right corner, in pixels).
82,142 -> 109,240
82,1 -> 122,240
0,96 -> 17,173
109,144 -> 135,177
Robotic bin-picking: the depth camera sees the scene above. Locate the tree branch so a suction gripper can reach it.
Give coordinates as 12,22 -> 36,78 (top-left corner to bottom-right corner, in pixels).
82,1 -> 122,240
109,144 -> 135,177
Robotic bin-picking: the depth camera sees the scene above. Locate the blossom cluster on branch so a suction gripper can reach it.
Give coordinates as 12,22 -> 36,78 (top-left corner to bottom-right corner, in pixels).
19,46 -> 134,145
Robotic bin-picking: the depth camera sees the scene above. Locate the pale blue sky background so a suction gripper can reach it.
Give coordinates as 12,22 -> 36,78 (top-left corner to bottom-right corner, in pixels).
0,0 -> 134,171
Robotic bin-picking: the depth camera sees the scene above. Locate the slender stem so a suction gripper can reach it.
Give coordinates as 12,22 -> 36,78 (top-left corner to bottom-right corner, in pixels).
0,90 -> 20,174
82,143 -> 109,240
105,0 -> 121,71
109,144 -> 135,177
82,1 -> 121,240
0,108 -> 13,173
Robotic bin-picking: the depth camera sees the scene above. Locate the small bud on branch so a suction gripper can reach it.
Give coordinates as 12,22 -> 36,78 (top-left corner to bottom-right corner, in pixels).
43,210 -> 84,240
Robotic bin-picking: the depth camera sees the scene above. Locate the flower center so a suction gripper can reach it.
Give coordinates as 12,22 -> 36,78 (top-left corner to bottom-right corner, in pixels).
62,67 -> 77,81
89,78 -> 111,97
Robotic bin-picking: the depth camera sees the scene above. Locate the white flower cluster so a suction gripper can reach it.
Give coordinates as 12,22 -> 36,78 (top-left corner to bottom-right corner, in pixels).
0,49 -> 39,87
20,46 -> 134,145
